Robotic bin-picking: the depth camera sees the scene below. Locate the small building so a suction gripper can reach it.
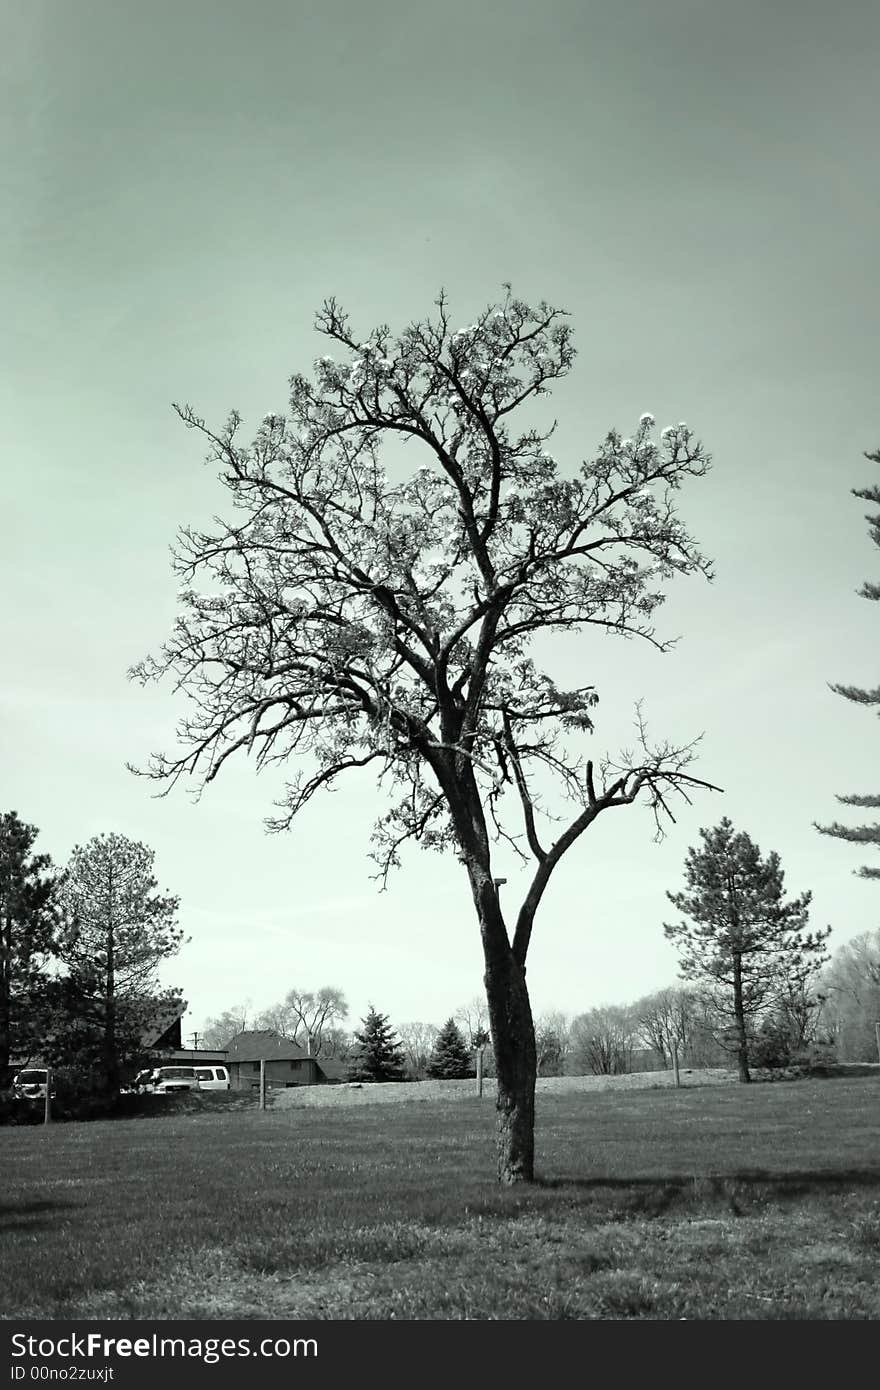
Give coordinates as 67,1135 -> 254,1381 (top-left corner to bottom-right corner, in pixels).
225,1030 -> 348,1090
140,1000 -> 228,1068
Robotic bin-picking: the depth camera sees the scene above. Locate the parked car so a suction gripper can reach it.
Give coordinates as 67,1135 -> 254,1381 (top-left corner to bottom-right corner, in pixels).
193,1065 -> 230,1091
11,1068 -> 54,1099
145,1066 -> 201,1094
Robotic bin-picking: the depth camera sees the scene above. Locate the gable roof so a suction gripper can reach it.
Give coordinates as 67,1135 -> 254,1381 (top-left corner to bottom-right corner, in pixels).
314,1058 -> 351,1082
140,997 -> 187,1050
226,1029 -> 311,1063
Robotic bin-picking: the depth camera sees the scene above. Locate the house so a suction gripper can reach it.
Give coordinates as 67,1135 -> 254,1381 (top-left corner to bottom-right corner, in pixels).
139,1000 -> 227,1068
141,999 -> 185,1053
225,1030 -> 348,1090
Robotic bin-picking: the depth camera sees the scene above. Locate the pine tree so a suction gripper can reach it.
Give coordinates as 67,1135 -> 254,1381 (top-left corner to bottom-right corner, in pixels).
815,448 -> 880,876
57,833 -> 183,1094
347,1006 -> 407,1082
664,818 -> 830,1082
0,812 -> 60,1084
426,1017 -> 473,1079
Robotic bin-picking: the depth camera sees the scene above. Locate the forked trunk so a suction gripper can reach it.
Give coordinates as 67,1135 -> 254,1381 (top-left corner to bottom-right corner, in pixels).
484,949 -> 537,1184
450,771 -> 538,1184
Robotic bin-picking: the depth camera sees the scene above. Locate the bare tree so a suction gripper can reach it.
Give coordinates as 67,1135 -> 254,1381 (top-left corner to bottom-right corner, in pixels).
454,996 -> 491,1047
316,1024 -> 354,1061
398,1020 -> 440,1079
200,1005 -> 251,1049
633,986 -> 698,1067
255,986 -> 348,1056
535,1010 -> 571,1075
571,1005 -> 638,1075
818,929 -> 880,1061
131,288 -> 718,1182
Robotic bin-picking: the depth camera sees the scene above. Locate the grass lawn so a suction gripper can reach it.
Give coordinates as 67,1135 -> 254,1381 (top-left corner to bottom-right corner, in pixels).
1,1075 -> 879,1320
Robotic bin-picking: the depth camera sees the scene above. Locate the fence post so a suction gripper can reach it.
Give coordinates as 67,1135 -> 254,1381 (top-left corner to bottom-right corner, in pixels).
476,1046 -> 483,1097
672,1042 -> 681,1089
259,1058 -> 266,1110
44,1067 -> 52,1125
875,1021 -> 880,1066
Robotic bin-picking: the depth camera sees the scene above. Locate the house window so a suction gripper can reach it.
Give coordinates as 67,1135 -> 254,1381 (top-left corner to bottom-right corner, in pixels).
251,1061 -> 260,1073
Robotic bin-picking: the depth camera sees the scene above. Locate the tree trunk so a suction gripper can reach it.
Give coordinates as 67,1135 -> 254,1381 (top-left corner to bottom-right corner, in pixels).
732,953 -> 751,1083
0,889 -> 13,1086
103,894 -> 119,1096
482,929 -> 537,1184
444,762 -> 538,1183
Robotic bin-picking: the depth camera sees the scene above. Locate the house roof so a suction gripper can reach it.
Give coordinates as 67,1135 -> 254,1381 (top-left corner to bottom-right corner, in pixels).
226,1029 -> 311,1063
315,1058 -> 351,1081
140,997 -> 187,1049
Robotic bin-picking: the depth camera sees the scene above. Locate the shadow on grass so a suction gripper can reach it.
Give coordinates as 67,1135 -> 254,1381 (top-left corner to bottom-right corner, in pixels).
525,1167 -> 880,1219
447,1166 -> 880,1225
537,1166 -> 880,1193
0,1197 -> 83,1234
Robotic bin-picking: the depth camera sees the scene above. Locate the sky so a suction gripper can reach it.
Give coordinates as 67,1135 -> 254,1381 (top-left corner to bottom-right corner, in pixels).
2,0 -> 879,1046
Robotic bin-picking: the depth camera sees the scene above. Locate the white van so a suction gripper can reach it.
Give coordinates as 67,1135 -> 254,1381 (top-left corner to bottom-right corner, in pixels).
148,1066 -> 200,1094
12,1068 -> 53,1099
193,1065 -> 230,1092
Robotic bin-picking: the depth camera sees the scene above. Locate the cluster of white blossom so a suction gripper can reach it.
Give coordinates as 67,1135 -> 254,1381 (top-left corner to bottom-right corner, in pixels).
178,592 -> 229,613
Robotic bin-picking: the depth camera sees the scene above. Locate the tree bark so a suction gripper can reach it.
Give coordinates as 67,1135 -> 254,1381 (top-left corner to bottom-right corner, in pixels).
0,897 -> 11,1085
732,952 -> 751,1083
440,755 -> 538,1183
103,879 -> 119,1096
486,951 -> 536,1183
475,879 -> 537,1184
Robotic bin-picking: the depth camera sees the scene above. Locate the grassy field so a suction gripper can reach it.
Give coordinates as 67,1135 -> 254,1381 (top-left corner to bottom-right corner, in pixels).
1,1075 -> 879,1320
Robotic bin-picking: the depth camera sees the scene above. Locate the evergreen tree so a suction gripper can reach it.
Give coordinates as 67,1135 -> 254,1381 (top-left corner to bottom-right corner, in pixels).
0,812 -> 60,1084
347,1006 -> 407,1082
664,818 -> 830,1082
57,833 -> 183,1094
816,448 -> 880,876
426,1017 -> 473,1079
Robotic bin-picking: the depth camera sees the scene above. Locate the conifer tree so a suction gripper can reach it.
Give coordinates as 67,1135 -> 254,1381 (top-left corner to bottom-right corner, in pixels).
664,818 -> 830,1082
57,834 -> 183,1094
347,1006 -> 407,1082
426,1017 -> 473,1079
0,812 -> 60,1083
816,448 -> 880,876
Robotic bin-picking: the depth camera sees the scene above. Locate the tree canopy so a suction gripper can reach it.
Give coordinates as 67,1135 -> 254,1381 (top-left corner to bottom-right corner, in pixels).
131,287 -> 719,1182
255,985 -> 348,1056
